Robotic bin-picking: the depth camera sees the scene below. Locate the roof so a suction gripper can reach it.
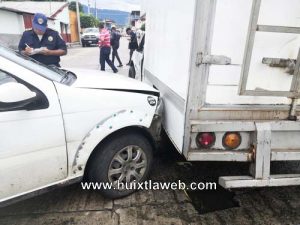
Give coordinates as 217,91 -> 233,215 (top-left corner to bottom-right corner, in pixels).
0,1 -> 68,18
0,6 -> 34,15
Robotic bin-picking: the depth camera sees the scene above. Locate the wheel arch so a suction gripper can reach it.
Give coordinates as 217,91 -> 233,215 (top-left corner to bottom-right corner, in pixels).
83,126 -> 156,178
70,108 -> 157,177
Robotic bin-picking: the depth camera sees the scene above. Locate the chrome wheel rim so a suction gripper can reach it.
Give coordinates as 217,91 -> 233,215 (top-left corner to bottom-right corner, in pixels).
108,145 -> 147,188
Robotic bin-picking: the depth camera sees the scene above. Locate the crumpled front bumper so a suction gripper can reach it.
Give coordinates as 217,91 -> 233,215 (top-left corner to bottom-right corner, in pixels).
149,97 -> 164,143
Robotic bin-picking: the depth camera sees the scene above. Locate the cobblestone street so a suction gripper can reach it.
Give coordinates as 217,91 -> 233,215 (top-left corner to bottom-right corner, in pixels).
1,132 -> 300,225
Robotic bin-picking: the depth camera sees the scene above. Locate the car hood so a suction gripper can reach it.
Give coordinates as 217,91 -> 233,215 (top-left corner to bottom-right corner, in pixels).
66,68 -> 159,96
82,33 -> 99,37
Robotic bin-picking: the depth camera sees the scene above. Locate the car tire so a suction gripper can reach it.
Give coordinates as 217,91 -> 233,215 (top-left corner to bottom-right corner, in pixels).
82,43 -> 86,47
129,64 -> 136,79
88,132 -> 153,199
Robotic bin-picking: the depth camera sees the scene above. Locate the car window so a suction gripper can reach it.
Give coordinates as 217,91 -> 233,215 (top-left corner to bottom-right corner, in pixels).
0,71 -> 17,85
0,45 -> 64,83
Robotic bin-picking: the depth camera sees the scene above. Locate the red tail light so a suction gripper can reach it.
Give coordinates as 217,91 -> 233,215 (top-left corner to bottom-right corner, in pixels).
196,132 -> 216,149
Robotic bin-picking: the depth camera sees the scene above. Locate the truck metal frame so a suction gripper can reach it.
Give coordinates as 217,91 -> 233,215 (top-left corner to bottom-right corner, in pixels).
239,0 -> 300,99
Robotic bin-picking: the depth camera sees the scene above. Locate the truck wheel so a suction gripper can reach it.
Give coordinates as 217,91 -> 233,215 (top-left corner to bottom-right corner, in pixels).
88,132 -> 153,199
128,65 -> 136,79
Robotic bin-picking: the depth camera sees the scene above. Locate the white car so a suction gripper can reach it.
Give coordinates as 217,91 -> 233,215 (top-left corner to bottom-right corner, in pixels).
0,45 -> 162,206
81,28 -> 100,47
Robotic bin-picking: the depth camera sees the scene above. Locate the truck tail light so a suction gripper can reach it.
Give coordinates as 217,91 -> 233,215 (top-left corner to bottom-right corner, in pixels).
223,132 -> 241,150
196,132 -> 215,149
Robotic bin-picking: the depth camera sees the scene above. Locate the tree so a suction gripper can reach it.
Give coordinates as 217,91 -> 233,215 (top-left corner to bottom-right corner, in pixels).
68,1 -> 83,12
80,13 -> 100,28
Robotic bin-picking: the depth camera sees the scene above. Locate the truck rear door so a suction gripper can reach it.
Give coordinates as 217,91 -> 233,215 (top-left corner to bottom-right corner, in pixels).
239,0 -> 300,98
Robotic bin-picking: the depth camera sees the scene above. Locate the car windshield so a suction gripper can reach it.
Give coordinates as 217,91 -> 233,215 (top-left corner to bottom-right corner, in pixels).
0,44 -> 68,83
85,28 -> 99,33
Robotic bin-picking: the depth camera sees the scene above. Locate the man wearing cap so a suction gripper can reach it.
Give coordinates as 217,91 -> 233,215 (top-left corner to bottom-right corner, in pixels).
18,13 -> 67,67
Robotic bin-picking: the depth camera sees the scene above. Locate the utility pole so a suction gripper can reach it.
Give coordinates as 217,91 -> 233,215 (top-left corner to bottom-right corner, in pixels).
76,0 -> 82,44
88,0 -> 90,15
95,0 -> 97,19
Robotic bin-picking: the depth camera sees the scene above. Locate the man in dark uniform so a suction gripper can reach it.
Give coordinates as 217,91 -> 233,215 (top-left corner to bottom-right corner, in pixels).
18,13 -> 67,67
110,26 -> 123,67
126,27 -> 138,66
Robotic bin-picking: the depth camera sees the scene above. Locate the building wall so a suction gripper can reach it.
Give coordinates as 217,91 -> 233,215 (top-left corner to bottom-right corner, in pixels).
48,6 -> 71,42
23,14 -> 34,29
69,10 -> 79,42
0,10 -> 24,34
0,10 -> 25,49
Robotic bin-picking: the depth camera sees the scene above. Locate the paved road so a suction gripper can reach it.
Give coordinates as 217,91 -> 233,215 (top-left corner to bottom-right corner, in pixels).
1,41 -> 300,225
61,37 -> 131,76
1,140 -> 300,225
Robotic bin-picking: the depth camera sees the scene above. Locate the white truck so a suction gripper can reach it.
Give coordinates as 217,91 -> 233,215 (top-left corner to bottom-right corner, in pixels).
133,0 -> 300,188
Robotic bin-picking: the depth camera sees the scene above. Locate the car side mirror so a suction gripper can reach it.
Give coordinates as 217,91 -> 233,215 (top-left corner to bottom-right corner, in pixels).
0,82 -> 37,111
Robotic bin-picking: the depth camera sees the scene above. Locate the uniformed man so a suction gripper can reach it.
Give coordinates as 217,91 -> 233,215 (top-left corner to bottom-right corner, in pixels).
126,27 -> 138,66
18,13 -> 67,67
110,26 -> 123,67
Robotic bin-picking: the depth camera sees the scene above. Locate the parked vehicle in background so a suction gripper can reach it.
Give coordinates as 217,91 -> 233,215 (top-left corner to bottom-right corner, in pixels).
0,44 -> 162,206
136,0 -> 300,189
81,28 -> 100,47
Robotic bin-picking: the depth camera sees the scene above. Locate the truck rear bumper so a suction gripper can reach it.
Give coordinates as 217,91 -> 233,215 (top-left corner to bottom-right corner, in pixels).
187,120 -> 300,188
188,149 -> 300,162
219,174 -> 300,188
188,120 -> 300,161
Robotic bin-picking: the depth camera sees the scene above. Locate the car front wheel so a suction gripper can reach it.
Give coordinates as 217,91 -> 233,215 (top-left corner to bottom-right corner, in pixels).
87,132 -> 153,199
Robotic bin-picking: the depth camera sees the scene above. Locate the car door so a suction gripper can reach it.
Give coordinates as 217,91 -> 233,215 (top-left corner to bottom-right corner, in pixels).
0,57 -> 67,203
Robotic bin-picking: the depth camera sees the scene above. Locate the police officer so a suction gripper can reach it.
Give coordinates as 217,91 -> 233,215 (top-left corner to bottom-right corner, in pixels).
18,13 -> 67,67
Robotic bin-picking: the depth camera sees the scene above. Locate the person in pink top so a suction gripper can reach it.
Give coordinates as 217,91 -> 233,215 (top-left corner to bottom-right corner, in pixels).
98,24 -> 118,73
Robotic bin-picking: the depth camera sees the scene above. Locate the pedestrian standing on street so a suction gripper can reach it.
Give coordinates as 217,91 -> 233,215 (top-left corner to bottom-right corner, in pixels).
126,27 -> 138,66
98,24 -> 118,73
111,27 -> 123,67
18,13 -> 67,67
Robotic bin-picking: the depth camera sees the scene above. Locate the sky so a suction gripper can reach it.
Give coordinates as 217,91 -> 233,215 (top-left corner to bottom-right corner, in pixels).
79,0 -> 141,12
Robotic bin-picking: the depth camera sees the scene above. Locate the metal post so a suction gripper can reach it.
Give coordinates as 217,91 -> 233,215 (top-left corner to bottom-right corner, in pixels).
250,123 -> 271,180
95,0 -> 97,19
76,0 -> 82,44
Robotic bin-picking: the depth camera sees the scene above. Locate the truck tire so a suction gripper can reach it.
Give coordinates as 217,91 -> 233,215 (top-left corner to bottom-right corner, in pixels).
128,64 -> 136,79
88,132 -> 153,199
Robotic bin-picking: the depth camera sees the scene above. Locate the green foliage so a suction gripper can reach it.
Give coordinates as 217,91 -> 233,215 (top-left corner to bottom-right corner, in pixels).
68,1 -> 83,12
80,13 -> 100,28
